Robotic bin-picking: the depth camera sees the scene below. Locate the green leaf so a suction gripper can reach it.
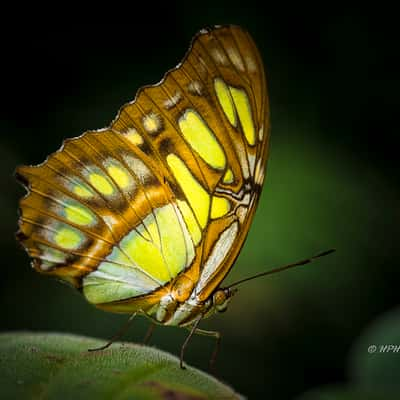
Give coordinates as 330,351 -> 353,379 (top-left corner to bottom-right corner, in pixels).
349,307 -> 400,394
0,332 -> 243,400
296,308 -> 400,400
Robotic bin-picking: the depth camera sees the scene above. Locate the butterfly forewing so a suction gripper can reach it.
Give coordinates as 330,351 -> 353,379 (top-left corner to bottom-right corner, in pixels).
16,25 -> 269,313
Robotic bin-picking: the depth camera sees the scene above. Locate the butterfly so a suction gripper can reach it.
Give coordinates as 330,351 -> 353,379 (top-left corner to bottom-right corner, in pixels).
16,25 -> 270,369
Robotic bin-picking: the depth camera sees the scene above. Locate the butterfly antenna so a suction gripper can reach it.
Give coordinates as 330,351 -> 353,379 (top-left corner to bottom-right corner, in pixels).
227,249 -> 335,289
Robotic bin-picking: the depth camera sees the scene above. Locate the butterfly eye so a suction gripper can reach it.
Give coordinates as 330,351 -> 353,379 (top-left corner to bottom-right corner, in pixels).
212,289 -> 228,313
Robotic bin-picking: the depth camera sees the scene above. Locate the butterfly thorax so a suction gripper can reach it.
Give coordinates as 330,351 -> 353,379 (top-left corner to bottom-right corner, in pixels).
148,286 -> 237,327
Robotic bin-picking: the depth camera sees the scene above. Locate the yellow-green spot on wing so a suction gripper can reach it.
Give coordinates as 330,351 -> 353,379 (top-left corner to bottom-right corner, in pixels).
214,78 -> 257,146
120,205 -> 193,282
229,86 -> 256,146
167,154 -> 210,229
211,196 -> 231,219
156,203 -> 195,277
222,168 -> 234,184
73,183 -> 93,198
144,214 -> 161,248
214,78 -> 237,126
88,173 -> 114,195
119,227 -> 170,283
177,200 -> 202,246
64,202 -> 95,226
107,165 -> 130,189
54,227 -> 83,250
178,109 -> 226,170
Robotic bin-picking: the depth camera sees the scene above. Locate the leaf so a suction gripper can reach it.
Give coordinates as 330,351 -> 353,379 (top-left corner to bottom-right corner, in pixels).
349,307 -> 400,394
0,332 -> 243,400
295,308 -> 400,400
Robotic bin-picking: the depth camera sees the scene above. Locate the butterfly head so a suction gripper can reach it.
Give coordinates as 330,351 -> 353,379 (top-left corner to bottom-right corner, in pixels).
211,287 -> 238,313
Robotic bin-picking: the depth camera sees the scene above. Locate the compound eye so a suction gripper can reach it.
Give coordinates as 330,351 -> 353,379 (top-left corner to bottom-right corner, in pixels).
213,290 -> 227,306
213,290 -> 228,312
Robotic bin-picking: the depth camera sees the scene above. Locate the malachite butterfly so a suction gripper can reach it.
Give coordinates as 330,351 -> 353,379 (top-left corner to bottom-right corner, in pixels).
16,25 -> 271,368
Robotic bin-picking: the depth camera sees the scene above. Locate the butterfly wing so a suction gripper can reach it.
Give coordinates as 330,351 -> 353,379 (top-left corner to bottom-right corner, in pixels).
16,25 -> 269,312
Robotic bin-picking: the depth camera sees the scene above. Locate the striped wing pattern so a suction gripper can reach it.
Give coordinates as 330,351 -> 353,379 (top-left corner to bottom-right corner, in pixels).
16,25 -> 269,312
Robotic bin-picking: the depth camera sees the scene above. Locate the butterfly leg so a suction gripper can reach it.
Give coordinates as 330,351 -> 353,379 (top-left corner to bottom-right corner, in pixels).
142,322 -> 155,345
88,312 -> 137,352
180,315 -> 202,369
193,328 -> 221,373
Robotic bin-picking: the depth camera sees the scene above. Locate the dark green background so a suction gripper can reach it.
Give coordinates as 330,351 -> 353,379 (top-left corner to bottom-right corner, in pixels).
1,6 -> 398,399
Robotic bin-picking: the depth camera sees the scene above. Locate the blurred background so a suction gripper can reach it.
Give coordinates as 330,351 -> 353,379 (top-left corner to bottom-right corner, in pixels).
1,5 -> 398,399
